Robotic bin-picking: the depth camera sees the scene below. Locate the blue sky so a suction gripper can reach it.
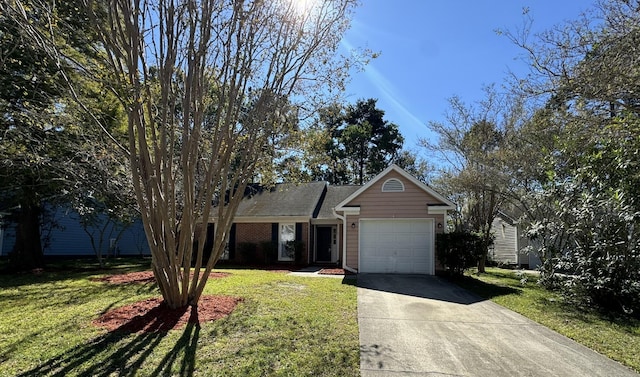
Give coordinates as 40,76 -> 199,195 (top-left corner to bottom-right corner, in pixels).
340,1 -> 596,153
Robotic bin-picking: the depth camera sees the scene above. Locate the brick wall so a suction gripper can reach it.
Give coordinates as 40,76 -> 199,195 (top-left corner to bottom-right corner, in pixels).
234,223 -> 271,263
233,222 -> 310,265
235,223 -> 272,244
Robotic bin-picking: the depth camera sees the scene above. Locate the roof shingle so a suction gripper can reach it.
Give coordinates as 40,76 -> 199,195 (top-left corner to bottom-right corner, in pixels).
315,185 -> 361,219
235,181 -> 327,218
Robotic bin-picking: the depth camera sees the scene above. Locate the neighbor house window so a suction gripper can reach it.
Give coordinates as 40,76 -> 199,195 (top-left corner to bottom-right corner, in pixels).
382,178 -> 404,192
278,223 -> 296,261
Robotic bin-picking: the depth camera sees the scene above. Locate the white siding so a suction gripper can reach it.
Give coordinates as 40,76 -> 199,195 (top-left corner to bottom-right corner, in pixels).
491,217 -> 518,264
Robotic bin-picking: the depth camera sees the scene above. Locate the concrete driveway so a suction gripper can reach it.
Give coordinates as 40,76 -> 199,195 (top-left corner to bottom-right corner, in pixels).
358,274 -> 639,377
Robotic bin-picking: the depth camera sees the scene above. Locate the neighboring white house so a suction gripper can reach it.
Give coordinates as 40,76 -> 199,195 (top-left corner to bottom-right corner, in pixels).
490,211 -> 541,269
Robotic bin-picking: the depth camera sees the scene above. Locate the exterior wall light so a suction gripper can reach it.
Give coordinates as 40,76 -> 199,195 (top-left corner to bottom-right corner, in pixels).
351,222 -> 356,229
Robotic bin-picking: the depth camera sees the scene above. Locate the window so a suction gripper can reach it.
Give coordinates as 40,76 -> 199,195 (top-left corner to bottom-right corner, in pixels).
278,223 -> 296,261
220,241 -> 230,260
382,178 -> 404,192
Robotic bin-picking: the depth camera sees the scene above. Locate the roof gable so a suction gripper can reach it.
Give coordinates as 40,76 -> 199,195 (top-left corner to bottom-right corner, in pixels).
335,164 -> 455,210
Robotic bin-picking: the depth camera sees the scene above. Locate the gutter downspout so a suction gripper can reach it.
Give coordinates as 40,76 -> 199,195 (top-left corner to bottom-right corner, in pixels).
333,207 -> 357,274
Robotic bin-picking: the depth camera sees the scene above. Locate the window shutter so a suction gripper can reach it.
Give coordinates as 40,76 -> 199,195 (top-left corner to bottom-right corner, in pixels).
272,223 -> 278,243
295,223 -> 302,241
229,224 -> 236,260
204,223 -> 215,253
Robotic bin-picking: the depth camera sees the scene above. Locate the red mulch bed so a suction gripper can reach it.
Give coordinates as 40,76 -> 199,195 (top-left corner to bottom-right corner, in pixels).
91,270 -> 238,333
93,295 -> 242,333
318,268 -> 355,275
91,270 -> 230,284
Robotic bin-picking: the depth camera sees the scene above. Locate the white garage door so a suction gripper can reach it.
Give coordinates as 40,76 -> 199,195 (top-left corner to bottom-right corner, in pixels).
359,219 -> 434,274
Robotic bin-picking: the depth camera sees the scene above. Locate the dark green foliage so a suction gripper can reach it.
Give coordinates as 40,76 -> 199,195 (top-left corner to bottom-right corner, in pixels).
436,232 -> 484,276
260,241 -> 278,263
237,242 -> 258,263
538,121 -> 640,317
1,1 -> 130,270
289,240 -> 306,263
0,3 -> 69,269
307,98 -> 404,184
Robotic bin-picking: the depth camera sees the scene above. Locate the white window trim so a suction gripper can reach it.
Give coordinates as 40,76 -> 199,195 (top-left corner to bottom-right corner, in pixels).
278,223 -> 296,261
220,241 -> 230,260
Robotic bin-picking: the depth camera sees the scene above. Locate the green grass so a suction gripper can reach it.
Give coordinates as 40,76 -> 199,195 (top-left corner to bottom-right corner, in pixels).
0,258 -> 359,376
452,267 -> 640,373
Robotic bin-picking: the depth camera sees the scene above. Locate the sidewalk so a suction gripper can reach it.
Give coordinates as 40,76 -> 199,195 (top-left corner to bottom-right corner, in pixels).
288,266 -> 352,279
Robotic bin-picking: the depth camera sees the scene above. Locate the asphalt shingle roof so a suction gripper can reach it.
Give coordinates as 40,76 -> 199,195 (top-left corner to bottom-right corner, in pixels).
235,181 -> 327,218
315,185 -> 361,219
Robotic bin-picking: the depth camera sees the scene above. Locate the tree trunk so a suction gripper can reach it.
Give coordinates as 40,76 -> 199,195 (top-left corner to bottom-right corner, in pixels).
477,229 -> 492,273
477,253 -> 487,273
10,197 -> 44,271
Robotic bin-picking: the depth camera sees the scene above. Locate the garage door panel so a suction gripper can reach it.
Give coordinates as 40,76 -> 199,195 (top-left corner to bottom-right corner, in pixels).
359,219 -> 434,274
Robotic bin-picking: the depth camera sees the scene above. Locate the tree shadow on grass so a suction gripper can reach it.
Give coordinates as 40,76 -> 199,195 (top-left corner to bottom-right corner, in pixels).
17,305 -> 200,377
0,258 -> 151,288
150,307 -> 200,376
443,274 -> 522,300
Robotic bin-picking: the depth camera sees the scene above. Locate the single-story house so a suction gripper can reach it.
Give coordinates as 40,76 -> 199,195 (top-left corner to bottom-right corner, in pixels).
489,211 -> 541,269
1,165 -> 455,275
214,164 -> 455,274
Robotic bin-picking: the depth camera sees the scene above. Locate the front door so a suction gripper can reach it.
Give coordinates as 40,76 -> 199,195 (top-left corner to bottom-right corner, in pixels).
316,226 -> 332,262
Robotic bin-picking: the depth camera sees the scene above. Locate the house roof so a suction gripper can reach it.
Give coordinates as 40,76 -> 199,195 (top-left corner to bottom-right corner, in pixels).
495,210 -> 520,226
335,164 -> 456,210
228,165 -> 455,222
234,181 -> 327,218
315,185 -> 361,220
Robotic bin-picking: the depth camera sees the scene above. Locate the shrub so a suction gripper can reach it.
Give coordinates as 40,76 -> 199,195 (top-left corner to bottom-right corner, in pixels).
260,241 -> 278,264
436,232 -> 483,276
237,242 -> 257,263
292,240 -> 305,263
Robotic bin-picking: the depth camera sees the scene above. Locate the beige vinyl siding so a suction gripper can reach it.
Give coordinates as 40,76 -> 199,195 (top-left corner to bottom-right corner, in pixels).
345,215 -> 359,268
343,171 -> 447,271
352,171 -> 441,218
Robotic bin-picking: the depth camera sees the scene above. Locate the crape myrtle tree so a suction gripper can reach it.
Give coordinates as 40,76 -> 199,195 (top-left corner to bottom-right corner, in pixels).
7,0 -> 358,309
86,0 -> 359,309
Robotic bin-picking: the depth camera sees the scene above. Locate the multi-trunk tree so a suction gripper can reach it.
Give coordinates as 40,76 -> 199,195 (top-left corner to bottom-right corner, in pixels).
8,0 -> 359,309
90,0 -> 358,309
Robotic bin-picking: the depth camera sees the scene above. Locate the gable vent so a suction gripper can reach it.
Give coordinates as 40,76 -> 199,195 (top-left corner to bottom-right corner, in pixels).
382,178 -> 404,192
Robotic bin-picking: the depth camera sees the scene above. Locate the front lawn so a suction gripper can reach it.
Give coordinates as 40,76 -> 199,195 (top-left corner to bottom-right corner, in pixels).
0,259 -> 359,376
453,267 -> 640,373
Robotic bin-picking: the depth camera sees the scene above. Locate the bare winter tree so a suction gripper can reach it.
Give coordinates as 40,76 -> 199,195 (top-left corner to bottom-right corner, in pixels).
5,0 -> 360,308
